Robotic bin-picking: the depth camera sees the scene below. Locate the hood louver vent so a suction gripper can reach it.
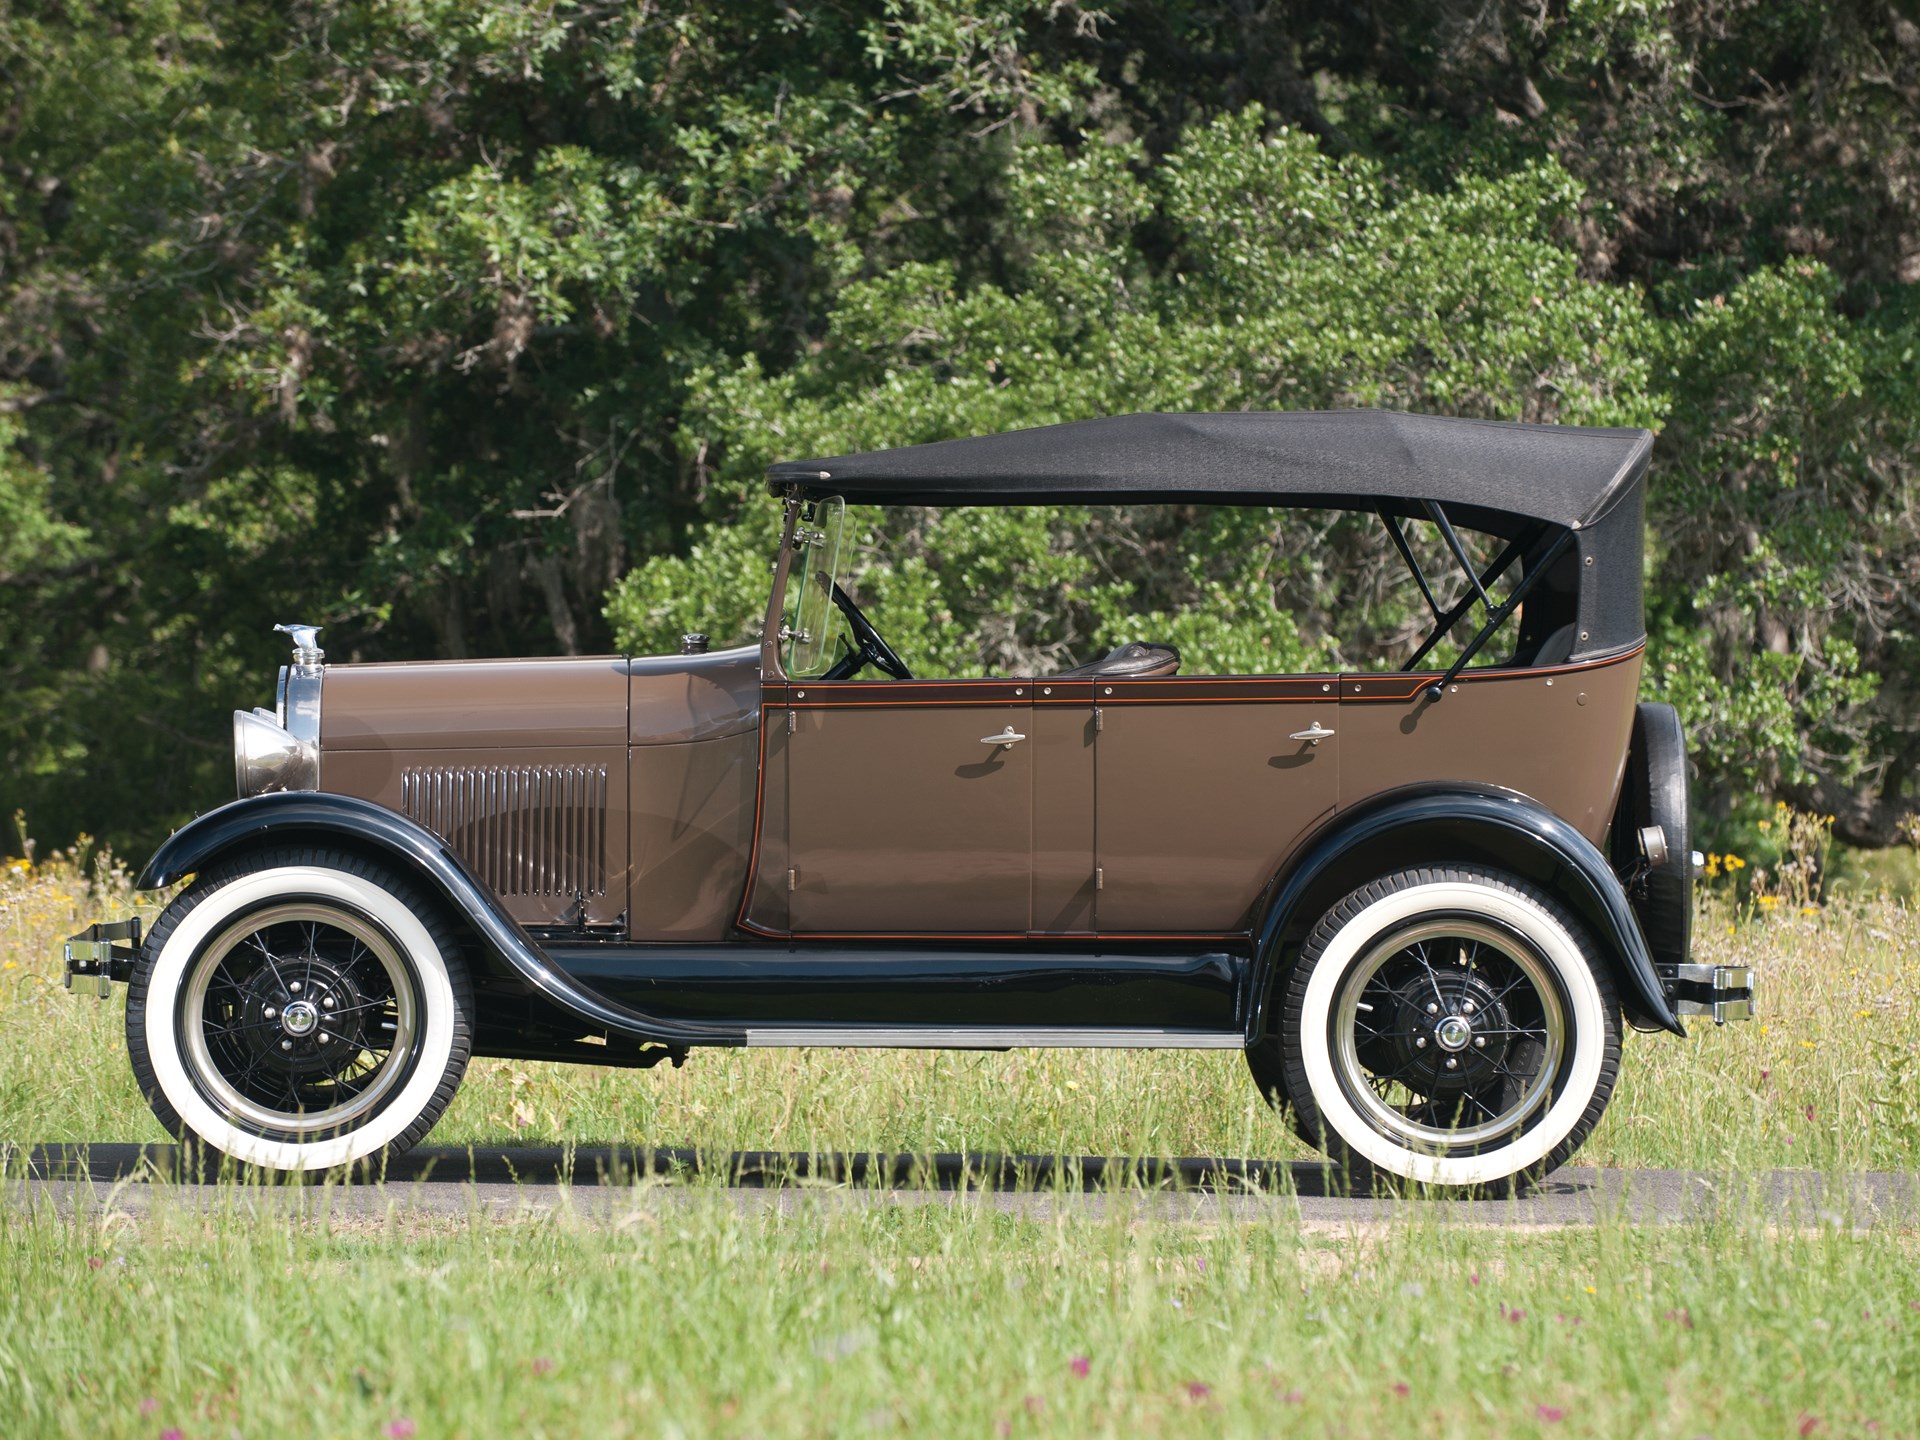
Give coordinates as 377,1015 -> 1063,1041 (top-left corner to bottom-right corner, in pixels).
400,764 -> 608,898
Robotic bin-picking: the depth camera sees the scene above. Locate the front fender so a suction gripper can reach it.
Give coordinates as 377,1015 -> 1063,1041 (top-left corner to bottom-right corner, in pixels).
1248,785 -> 1684,1039
138,792 -> 747,1047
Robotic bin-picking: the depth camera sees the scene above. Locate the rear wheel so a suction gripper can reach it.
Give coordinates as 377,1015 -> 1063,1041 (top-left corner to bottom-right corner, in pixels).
1279,866 -> 1620,1192
127,848 -> 472,1172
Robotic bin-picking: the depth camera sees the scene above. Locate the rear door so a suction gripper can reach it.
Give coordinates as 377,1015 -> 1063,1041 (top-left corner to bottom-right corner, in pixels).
1092,676 -> 1339,934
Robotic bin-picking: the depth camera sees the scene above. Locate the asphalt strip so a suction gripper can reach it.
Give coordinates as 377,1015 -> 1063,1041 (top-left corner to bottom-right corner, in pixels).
6,1145 -> 1916,1230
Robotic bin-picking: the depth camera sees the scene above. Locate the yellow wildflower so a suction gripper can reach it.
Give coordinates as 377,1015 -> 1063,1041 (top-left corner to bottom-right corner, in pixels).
1757,895 -> 1781,909
1724,855 -> 1746,871
1757,819 -> 1772,831
1800,905 -> 1820,915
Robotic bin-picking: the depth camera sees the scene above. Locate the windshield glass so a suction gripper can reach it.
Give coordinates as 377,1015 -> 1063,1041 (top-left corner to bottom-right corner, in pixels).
784,495 -> 846,676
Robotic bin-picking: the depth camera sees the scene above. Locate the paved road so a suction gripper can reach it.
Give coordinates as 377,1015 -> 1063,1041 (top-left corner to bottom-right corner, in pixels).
8,1144 -> 1916,1228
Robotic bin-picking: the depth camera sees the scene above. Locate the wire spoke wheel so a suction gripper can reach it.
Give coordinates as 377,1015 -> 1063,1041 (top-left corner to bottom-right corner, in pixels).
1333,918 -> 1566,1154
180,903 -> 420,1136
129,850 -> 472,1171
1280,867 -> 1621,1191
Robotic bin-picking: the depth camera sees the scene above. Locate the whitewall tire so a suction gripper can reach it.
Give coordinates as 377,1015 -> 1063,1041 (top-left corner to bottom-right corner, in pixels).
1278,867 -> 1621,1191
127,848 -> 473,1172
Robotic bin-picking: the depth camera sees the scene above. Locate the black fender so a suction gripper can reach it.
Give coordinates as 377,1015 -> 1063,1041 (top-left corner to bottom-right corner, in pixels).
1247,784 -> 1684,1040
137,792 -> 748,1047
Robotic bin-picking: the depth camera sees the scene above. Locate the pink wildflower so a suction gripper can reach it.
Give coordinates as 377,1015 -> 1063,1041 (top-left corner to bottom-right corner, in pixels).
1537,1404 -> 1566,1422
1185,1381 -> 1212,1401
139,1398 -> 159,1415
1069,1355 -> 1090,1379
386,1421 -> 417,1440
1392,1382 -> 1410,1397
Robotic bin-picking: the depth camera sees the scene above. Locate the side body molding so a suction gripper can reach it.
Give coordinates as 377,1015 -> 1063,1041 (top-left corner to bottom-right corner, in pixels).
1249,784 -> 1684,1039
137,792 -> 749,1047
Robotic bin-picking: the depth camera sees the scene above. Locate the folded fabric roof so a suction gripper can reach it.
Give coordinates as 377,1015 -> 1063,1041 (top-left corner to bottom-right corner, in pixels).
766,409 -> 1652,532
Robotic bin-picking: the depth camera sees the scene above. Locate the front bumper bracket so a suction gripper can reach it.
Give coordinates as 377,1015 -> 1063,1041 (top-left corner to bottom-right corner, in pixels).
1671,962 -> 1755,1025
63,917 -> 142,997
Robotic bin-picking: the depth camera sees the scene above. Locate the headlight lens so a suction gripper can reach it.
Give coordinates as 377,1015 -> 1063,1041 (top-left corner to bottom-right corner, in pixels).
233,708 -> 318,797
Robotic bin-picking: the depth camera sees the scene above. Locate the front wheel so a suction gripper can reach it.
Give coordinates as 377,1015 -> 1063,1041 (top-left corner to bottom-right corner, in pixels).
1278,866 -> 1621,1192
127,848 -> 473,1172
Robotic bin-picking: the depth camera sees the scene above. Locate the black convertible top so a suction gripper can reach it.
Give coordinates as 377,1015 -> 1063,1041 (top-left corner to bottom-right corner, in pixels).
766,411 -> 1651,531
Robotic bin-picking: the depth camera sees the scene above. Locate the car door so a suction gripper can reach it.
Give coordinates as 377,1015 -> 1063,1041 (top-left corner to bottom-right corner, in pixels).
784,678 -> 1034,935
1092,675 -> 1339,934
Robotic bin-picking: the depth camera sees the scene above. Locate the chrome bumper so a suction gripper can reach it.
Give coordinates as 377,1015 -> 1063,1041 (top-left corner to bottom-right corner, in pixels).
63,917 -> 141,997
1672,962 -> 1755,1025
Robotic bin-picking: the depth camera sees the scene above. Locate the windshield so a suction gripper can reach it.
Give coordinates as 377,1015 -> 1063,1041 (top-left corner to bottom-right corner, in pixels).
784,496 -> 846,676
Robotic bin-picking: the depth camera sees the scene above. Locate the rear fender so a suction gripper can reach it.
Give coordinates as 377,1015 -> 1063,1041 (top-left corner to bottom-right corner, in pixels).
138,792 -> 745,1047
1248,784 -> 1683,1040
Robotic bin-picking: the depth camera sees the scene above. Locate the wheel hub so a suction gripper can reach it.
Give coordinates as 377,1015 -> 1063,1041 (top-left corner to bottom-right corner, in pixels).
231,955 -> 374,1078
1366,965 -> 1516,1093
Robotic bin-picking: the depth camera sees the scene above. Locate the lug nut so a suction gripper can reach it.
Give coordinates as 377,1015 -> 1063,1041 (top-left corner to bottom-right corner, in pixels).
1445,1057 -> 1458,1070
280,1039 -> 293,1051
318,1032 -> 331,1045
1474,1037 -> 1486,1048
1463,1000 -> 1476,1014
321,997 -> 334,1010
1426,1002 -> 1440,1015
263,1006 -> 277,1019
1415,1037 -> 1428,1049
289,981 -> 302,994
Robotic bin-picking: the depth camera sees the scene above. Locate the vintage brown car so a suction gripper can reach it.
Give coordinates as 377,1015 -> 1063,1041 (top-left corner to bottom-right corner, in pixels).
67,410 -> 1753,1188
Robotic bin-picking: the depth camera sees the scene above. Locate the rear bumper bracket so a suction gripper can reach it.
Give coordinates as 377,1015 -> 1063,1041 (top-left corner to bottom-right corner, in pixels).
1671,962 -> 1755,1025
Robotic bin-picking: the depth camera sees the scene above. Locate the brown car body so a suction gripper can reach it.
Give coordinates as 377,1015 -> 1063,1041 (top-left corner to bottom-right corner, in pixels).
69,411 -> 1754,1183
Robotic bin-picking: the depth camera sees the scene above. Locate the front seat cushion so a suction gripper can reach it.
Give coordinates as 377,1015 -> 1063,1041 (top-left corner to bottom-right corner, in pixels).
1054,642 -> 1181,679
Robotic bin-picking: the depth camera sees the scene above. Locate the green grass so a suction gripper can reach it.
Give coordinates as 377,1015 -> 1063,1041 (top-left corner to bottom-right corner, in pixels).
4,843 -> 1920,1438
2,1180 -> 1916,1439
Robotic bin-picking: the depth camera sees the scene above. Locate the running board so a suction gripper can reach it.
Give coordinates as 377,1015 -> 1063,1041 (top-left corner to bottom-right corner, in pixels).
742,1027 -> 1246,1050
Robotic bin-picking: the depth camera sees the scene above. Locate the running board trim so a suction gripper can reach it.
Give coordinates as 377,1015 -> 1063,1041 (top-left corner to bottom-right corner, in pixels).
743,1027 -> 1246,1050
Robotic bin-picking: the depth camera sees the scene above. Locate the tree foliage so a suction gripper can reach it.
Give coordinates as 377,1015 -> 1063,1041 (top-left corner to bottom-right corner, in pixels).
2,1 -> 1917,851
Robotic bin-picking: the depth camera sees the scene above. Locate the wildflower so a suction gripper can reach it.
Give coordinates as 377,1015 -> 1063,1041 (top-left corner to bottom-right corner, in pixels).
386,1421 -> 417,1440
1185,1381 -> 1212,1402
1758,896 -> 1781,910
1805,1105 -> 1817,1123
140,1399 -> 158,1416
1537,1404 -> 1566,1422
1504,1305 -> 1526,1322
1799,1416 -> 1821,1437
1584,1286 -> 1596,1294
1758,819 -> 1772,831
1801,905 -> 1820,915
531,1357 -> 554,1376
1069,1356 -> 1090,1379
1392,1382 -> 1410,1397
1725,855 -> 1746,871
2,960 -> 14,970
1279,1388 -> 1304,1403
161,1430 -> 183,1440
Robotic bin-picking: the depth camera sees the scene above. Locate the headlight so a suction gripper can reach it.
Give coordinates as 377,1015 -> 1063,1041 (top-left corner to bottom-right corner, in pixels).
234,708 -> 319,797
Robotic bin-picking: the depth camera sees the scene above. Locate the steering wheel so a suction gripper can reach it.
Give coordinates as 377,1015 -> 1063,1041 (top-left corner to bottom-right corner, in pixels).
825,582 -> 913,680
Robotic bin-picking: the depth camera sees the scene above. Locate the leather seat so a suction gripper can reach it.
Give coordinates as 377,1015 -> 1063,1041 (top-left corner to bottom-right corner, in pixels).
1054,642 -> 1181,679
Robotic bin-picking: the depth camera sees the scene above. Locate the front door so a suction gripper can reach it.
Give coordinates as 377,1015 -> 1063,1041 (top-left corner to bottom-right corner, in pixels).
785,678 -> 1034,935
1093,676 -> 1339,934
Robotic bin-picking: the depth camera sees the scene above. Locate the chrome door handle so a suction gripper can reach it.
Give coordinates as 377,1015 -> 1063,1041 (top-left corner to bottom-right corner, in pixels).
1288,722 -> 1335,746
980,727 -> 1027,746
